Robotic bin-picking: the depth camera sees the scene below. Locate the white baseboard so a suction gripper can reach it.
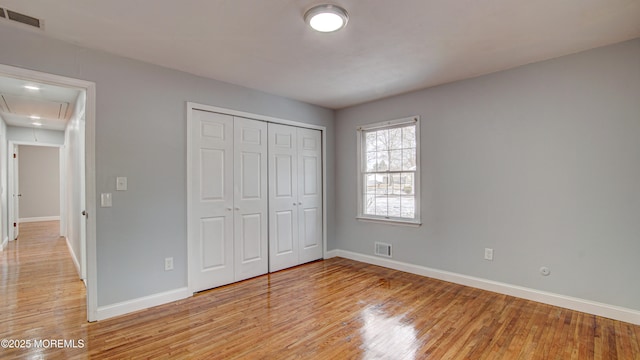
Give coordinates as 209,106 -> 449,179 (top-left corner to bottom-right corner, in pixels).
64,236 -> 81,277
96,287 -> 191,321
334,249 -> 640,325
0,236 -> 7,251
324,249 -> 339,259
19,216 -> 61,223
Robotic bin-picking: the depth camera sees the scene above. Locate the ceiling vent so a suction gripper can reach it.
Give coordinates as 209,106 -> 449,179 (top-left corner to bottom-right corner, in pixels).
1,8 -> 42,29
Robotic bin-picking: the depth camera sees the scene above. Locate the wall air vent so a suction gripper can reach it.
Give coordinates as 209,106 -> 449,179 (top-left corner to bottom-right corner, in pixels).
3,8 -> 42,29
0,8 -> 6,18
374,242 -> 392,258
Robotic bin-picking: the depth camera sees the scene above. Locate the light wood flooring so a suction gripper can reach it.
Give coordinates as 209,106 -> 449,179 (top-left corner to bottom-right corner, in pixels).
1,221 -> 639,359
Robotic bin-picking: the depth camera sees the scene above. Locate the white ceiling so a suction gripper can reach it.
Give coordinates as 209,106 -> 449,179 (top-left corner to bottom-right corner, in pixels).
0,76 -> 80,131
1,0 -> 639,109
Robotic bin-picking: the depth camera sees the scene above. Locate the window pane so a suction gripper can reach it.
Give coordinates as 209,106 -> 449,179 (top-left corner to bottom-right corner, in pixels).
389,150 -> 402,171
377,151 -> 389,171
388,195 -> 401,217
376,175 -> 388,195
375,196 -> 388,216
402,126 -> 416,148
402,149 -> 416,171
365,174 -> 377,193
366,152 -> 377,172
365,194 -> 377,215
390,173 -> 402,195
400,196 -> 415,218
366,132 -> 377,152
376,130 -> 389,151
401,173 -> 414,195
389,128 -> 402,150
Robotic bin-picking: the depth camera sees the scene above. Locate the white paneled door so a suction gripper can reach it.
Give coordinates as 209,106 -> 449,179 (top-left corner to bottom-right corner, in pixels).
233,117 -> 268,281
297,127 -> 323,264
190,110 -> 268,292
268,124 -> 322,272
268,124 -> 298,271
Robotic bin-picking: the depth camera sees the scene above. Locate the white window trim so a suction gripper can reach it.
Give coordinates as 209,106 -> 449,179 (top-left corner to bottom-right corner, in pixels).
356,115 -> 421,226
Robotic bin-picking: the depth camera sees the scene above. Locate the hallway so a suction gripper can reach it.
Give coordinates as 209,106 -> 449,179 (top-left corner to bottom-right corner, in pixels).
0,221 -> 87,358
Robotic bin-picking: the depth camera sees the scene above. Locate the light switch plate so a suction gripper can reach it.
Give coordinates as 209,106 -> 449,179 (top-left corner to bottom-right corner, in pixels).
101,193 -> 112,207
116,177 -> 127,191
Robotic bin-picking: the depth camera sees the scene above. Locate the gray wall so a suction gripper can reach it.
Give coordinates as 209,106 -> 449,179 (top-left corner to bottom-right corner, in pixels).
18,145 -> 60,219
335,39 -> 640,310
0,25 -> 335,307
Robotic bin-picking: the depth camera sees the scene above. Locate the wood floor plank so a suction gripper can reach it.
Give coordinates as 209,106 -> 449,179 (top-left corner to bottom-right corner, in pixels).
1,221 -> 639,359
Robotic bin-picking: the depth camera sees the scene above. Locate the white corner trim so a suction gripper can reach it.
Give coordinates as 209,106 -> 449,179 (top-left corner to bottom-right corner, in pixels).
64,236 -> 81,277
0,236 -> 7,251
19,216 -> 61,223
324,249 -> 339,259
96,288 -> 191,321
334,249 -> 640,325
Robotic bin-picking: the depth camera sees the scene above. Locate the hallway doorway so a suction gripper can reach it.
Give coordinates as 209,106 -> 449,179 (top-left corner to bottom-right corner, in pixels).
0,63 -> 97,321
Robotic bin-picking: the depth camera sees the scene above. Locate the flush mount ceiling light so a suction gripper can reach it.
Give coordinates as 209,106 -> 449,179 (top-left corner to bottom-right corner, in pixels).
304,4 -> 349,33
24,85 -> 40,91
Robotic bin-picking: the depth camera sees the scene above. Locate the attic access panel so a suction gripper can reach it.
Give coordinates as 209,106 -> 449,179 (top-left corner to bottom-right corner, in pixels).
0,94 -> 70,120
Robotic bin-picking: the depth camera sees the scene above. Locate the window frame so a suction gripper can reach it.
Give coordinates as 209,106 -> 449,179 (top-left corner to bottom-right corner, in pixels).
356,116 -> 421,226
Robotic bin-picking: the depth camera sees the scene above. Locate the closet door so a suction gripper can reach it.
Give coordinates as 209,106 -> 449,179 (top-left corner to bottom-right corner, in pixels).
297,128 -> 323,264
268,123 -> 299,272
268,124 -> 323,272
190,110 -> 234,291
233,117 -> 268,281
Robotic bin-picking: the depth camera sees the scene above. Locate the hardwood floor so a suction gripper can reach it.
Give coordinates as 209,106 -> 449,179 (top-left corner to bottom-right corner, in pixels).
1,222 -> 639,359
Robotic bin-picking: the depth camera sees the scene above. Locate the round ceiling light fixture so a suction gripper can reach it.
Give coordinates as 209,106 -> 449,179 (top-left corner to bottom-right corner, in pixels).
304,4 -> 349,33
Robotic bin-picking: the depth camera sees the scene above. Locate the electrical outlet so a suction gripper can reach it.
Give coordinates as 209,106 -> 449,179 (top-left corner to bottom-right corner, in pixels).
484,248 -> 494,261
164,257 -> 174,271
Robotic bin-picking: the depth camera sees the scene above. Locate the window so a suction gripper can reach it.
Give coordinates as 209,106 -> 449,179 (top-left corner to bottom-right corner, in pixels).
357,116 -> 420,225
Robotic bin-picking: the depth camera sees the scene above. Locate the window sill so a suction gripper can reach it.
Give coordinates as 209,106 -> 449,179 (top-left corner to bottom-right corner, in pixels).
356,216 -> 421,227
